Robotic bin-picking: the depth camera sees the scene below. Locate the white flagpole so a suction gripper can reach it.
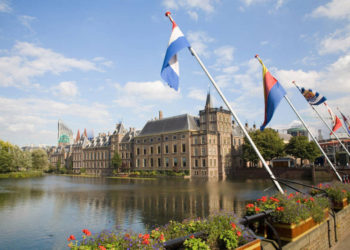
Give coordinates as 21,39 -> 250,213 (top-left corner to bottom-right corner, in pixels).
292,83 -> 350,158
165,12 -> 284,194
336,107 -> 350,138
283,95 -> 342,182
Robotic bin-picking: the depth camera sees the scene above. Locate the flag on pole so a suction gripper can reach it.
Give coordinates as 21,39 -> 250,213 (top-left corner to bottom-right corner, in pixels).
161,12 -> 190,91
299,87 -> 327,105
325,103 -> 342,134
255,55 -> 286,131
339,110 -> 350,134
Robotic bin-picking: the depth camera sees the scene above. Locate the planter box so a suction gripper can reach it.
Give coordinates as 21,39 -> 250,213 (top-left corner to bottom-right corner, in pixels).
333,198 -> 348,210
236,239 -> 261,250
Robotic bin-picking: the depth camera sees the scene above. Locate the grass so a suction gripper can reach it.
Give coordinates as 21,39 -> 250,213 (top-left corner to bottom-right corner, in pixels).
0,171 -> 44,179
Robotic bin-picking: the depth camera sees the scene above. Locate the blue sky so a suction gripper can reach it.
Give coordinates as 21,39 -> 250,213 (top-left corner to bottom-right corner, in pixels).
1,0 -> 350,146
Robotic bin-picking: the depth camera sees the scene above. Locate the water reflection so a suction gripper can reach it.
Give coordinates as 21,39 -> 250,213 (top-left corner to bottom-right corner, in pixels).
0,176 -> 275,249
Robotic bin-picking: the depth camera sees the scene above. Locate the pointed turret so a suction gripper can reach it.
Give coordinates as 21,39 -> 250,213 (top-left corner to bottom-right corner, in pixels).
83,128 -> 87,138
75,129 -> 80,142
205,91 -> 213,109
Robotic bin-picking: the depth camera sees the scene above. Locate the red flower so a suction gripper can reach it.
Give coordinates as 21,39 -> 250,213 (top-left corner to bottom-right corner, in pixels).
304,198 -> 308,202
246,203 -> 254,208
255,207 -> 261,212
287,193 -> 294,199
142,239 -> 150,245
99,246 -> 106,250
142,234 -> 150,240
258,196 -> 267,202
237,231 -> 242,237
67,235 -> 76,241
276,206 -> 284,211
270,197 -> 280,203
231,222 -> 236,230
82,229 -> 91,236
138,233 -> 143,238
309,197 -> 314,202
160,233 -> 165,241
190,235 -> 195,239
125,233 -> 130,238
342,189 -> 347,193
296,199 -> 301,204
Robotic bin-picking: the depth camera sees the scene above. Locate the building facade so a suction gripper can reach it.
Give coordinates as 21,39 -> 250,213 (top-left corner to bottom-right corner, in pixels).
48,93 -> 247,180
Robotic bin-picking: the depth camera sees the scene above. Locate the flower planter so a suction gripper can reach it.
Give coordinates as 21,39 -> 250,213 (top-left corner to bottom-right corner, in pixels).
273,217 -> 324,242
333,198 -> 348,210
236,239 -> 261,250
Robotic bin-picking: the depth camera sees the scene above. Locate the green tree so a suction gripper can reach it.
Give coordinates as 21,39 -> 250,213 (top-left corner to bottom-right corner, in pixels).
285,136 -> 320,165
111,151 -> 122,172
31,149 -> 49,170
0,140 -> 15,173
243,128 -> 285,166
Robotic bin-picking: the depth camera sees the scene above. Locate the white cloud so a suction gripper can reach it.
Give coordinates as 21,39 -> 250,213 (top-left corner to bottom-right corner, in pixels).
241,0 -> 286,10
0,42 -> 107,88
187,31 -> 214,57
187,10 -> 199,21
0,97 -> 111,145
18,15 -> 36,31
53,81 -> 79,97
162,0 -> 219,13
114,81 -> 181,112
319,25 -> 350,54
0,0 -> 11,13
188,88 -> 207,101
311,0 -> 350,20
276,69 -> 320,89
214,46 -> 235,66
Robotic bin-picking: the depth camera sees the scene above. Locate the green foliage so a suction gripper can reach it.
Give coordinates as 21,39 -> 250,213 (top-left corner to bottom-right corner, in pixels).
218,230 -> 239,249
80,168 -> 86,174
31,149 -> 49,170
0,171 -> 43,178
111,151 -> 122,172
245,192 -> 329,224
285,136 -> 320,164
313,182 -> 350,203
243,128 -> 285,164
183,237 -> 210,250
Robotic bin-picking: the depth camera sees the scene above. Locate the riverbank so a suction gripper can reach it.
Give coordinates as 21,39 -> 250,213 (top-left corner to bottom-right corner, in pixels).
0,171 -> 44,179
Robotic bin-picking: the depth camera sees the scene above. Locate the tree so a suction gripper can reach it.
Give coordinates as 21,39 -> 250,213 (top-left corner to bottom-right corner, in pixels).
242,128 -> 285,166
0,140 -> 14,173
285,136 -> 320,165
31,149 -> 49,170
111,151 -> 122,172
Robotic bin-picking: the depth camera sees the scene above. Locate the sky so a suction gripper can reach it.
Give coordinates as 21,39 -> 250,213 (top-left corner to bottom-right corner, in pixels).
1,0 -> 350,146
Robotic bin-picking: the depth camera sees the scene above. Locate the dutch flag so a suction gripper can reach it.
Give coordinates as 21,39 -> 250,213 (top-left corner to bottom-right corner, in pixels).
161,17 -> 190,91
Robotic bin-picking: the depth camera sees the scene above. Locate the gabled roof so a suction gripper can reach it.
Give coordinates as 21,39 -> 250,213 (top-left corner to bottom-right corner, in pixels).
138,114 -> 199,137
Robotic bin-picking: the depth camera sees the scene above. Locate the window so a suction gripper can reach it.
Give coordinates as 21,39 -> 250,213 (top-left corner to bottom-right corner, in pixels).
150,158 -> 154,167
182,157 -> 186,167
182,144 -> 186,153
195,159 -> 198,167
210,159 -> 212,166
144,139 -> 147,143
143,159 -> 147,167
194,148 -> 198,156
137,159 -> 140,168
165,158 -> 169,167
182,134 -> 185,139
157,146 -> 161,154
202,159 -> 206,167
150,146 -> 154,154
150,138 -> 153,142
137,148 -> 140,155
165,145 -> 169,154
144,148 -> 147,155
158,158 -> 161,167
158,137 -> 161,141
202,148 -> 206,156
173,144 -> 177,153
165,136 -> 168,141
201,136 -> 205,144
174,158 -> 178,167
194,137 -> 198,144
173,135 -> 177,139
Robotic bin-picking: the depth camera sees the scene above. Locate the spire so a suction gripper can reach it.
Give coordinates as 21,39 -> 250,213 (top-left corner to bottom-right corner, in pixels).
83,128 -> 87,138
205,89 -> 213,109
75,129 -> 80,142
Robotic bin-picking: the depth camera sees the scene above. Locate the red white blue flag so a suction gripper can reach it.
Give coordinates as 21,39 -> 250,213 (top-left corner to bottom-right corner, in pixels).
161,13 -> 190,91
339,110 -> 350,134
255,55 -> 286,131
300,87 -> 327,106
325,103 -> 342,135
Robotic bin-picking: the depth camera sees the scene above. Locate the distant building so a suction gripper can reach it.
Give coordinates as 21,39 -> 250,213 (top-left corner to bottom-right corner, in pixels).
58,120 -> 73,146
287,126 -> 308,137
48,93 -> 255,179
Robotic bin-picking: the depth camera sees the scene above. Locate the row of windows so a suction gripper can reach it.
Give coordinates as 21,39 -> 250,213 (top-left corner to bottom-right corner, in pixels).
136,157 -> 187,168
74,161 -> 110,168
136,134 -> 186,144
74,151 -> 111,161
137,144 -> 186,155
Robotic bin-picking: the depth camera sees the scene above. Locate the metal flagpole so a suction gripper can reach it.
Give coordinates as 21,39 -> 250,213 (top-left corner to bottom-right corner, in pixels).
336,107 -> 350,138
283,95 -> 342,181
165,12 -> 284,194
292,82 -> 350,158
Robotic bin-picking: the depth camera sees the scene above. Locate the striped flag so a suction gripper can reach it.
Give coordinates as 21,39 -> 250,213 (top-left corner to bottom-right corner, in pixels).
161,13 -> 190,91
255,55 -> 286,131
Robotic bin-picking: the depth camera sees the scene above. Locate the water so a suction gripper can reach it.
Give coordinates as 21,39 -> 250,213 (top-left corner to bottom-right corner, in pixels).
0,175 -> 276,249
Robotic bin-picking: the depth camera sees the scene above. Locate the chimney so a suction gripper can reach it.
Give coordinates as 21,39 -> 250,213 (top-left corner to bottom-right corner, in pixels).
245,122 -> 248,128
159,110 -> 163,120
253,124 -> 256,129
